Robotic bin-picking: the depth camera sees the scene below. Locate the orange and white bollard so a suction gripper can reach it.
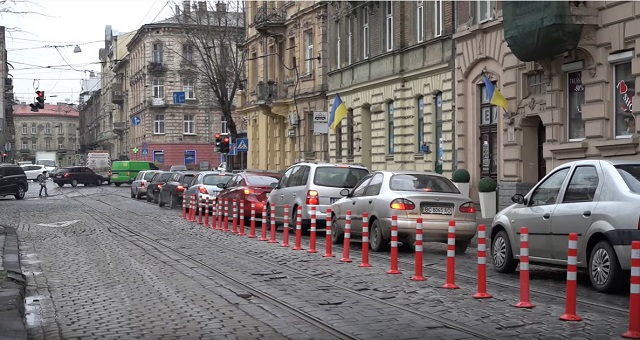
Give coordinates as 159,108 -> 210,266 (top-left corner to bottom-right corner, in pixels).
223,199 -> 230,232
560,233 -> 581,321
281,204 -> 290,247
189,194 -> 196,222
359,212 -> 371,267
181,192 -> 187,219
515,226 -> 535,308
473,224 -> 491,298
340,210 -> 352,263
232,199 -> 238,234
410,218 -> 425,281
211,200 -> 218,229
268,205 -> 277,243
238,201 -> 245,236
248,202 -> 256,238
308,206 -> 318,253
292,206 -> 303,250
442,220 -> 459,289
204,197 -> 210,227
624,241 -> 640,338
216,201 -> 223,231
387,215 -> 401,274
260,206 -> 268,241
198,198 -> 204,224
323,208 -> 334,257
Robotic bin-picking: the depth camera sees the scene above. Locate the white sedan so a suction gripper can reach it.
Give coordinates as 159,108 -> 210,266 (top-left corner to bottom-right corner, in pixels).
20,164 -> 48,182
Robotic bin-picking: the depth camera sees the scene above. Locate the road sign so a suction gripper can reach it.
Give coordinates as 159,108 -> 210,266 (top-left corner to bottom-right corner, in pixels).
141,148 -> 149,155
173,92 -> 186,104
131,116 -> 141,126
132,147 -> 139,154
228,143 -> 237,156
142,142 -> 148,148
236,138 -> 248,152
4,142 -> 11,151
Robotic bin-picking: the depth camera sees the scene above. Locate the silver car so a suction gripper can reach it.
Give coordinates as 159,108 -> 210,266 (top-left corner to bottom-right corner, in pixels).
130,170 -> 158,199
267,162 -> 370,230
490,159 -> 640,293
184,171 -> 234,210
331,171 -> 477,253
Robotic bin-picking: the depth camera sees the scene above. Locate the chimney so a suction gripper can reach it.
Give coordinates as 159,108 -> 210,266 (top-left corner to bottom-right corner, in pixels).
198,1 -> 206,12
183,1 -> 191,14
216,1 -> 226,12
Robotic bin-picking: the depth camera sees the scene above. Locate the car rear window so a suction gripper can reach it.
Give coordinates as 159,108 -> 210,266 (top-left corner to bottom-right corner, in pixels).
616,165 -> 640,193
390,174 -> 460,193
181,174 -> 195,185
203,174 -> 233,185
313,167 -> 369,188
144,172 -> 156,180
246,174 -> 281,186
55,168 -> 70,173
159,173 -> 173,181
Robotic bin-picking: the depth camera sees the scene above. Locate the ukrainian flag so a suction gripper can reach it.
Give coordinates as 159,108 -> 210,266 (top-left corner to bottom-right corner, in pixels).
482,74 -> 508,110
328,93 -> 348,132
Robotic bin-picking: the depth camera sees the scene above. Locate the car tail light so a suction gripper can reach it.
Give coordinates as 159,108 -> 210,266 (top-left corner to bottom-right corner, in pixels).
198,185 -> 208,194
244,188 -> 253,195
390,198 -> 415,210
64,173 -> 69,178
140,182 -> 145,188
177,185 -> 184,191
306,190 -> 319,205
459,202 -> 476,214
158,184 -> 163,189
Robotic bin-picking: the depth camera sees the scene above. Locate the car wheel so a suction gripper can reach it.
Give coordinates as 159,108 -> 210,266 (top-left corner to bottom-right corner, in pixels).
589,240 -> 625,293
153,192 -> 159,203
369,218 -> 389,252
158,194 -> 165,207
135,190 -> 142,199
331,214 -> 343,244
491,230 -> 518,273
96,178 -> 101,186
36,175 -> 43,182
146,192 -> 152,202
130,189 -> 135,198
57,183 -> 64,187
14,185 -> 25,200
114,183 -> 121,187
455,241 -> 470,255
71,179 -> 78,187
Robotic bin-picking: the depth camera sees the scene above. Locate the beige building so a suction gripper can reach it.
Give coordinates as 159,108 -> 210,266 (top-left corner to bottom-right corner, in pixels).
13,103 -> 80,166
454,1 -> 638,208
326,1 -> 455,174
239,1 -> 329,170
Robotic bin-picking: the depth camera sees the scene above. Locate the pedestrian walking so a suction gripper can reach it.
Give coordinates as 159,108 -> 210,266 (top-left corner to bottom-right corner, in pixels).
39,171 -> 49,197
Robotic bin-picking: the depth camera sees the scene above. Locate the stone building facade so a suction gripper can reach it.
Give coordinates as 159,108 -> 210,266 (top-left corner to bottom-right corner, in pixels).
454,1 -> 639,208
326,1 -> 456,175
13,103 -> 80,166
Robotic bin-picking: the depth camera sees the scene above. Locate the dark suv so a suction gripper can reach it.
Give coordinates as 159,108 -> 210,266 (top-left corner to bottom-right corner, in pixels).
146,171 -> 174,203
53,166 -> 103,187
158,171 -> 199,208
0,164 -> 29,199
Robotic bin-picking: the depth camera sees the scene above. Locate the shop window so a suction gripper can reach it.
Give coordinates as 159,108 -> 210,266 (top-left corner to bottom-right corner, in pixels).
567,71 -> 585,140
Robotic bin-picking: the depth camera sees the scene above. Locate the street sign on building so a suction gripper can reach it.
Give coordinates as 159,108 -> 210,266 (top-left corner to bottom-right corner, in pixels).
141,148 -> 149,155
173,92 -> 186,104
236,138 -> 248,152
313,111 -> 329,134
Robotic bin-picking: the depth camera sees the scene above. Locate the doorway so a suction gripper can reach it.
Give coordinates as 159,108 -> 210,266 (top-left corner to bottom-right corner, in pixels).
537,120 -> 546,181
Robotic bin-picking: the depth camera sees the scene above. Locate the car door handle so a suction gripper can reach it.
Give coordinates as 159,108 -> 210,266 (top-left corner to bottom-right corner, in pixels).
352,201 -> 356,205
583,210 -> 592,217
543,213 -> 550,219
368,200 -> 372,204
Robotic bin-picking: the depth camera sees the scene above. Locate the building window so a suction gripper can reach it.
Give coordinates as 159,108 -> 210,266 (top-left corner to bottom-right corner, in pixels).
183,44 -> 193,63
287,38 -> 295,77
527,72 -> 545,96
306,112 -> 314,153
152,43 -> 163,63
478,0 -> 492,23
31,126 -> 37,134
304,30 -> 314,75
22,125 -> 27,134
184,114 -> 195,134
221,120 -> 228,134
336,122 -> 342,159
153,150 -> 165,164
184,150 -> 196,166
347,110 -> 354,158
568,71 -> 585,140
45,140 -> 51,150
434,0 -> 443,37
58,125 -> 63,134
183,79 -> 195,99
336,21 -> 341,68
152,78 -> 164,98
362,6 -> 370,59
251,52 -> 258,84
154,114 -> 165,134
417,1 -> 424,43
385,1 -> 393,52
480,85 -> 498,179
45,123 -> 51,134
58,143 -> 64,150
417,96 -> 425,152
435,93 -> 443,174
614,61 -> 635,137
31,142 -> 37,150
388,101 -> 395,154
347,16 -> 353,65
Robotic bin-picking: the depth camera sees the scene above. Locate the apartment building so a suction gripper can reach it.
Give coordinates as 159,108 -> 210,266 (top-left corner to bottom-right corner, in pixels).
1,26 -> 11,158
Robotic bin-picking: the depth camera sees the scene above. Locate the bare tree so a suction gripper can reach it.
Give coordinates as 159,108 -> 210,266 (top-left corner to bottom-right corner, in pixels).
170,1 -> 246,138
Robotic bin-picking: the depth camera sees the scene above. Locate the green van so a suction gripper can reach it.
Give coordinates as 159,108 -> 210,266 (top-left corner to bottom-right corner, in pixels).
110,161 -> 159,186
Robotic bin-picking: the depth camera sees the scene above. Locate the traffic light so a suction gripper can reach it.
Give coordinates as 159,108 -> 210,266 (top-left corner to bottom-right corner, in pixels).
29,91 -> 45,112
214,133 -> 222,153
220,136 -> 230,153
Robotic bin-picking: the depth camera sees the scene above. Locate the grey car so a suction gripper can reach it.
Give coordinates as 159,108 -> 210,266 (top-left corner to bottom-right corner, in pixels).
266,162 -> 369,231
184,171 -> 234,212
130,170 -> 158,199
490,159 -> 640,293
331,171 -> 477,253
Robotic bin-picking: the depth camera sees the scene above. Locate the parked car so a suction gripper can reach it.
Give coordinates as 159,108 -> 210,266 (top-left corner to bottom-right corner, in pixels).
146,171 -> 174,203
267,162 -> 370,231
110,161 -> 159,186
490,159 -> 640,293
158,171 -> 199,208
53,166 -> 103,187
0,164 -> 28,199
20,164 -> 47,182
216,171 -> 283,222
184,171 -> 234,212
169,165 -> 188,172
130,170 -> 159,199
330,171 -> 476,253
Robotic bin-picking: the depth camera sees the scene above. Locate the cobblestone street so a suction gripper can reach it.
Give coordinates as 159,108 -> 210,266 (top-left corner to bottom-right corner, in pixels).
0,182 -> 632,339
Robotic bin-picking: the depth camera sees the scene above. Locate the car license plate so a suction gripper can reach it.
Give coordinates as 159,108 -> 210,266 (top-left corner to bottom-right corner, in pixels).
421,206 -> 453,215
55,174 -> 62,178
330,197 -> 339,204
265,192 -> 270,198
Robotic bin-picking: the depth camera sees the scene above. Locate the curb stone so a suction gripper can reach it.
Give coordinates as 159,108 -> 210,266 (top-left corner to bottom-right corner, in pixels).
0,225 -> 27,340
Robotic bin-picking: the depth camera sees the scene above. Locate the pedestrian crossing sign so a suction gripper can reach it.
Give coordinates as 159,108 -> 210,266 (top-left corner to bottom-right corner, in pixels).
236,138 -> 248,152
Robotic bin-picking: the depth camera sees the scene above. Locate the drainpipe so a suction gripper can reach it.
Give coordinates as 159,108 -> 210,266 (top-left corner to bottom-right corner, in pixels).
451,1 -> 458,169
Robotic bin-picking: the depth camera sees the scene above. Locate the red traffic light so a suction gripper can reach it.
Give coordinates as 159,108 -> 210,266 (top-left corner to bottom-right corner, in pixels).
223,137 -> 229,142
36,91 -> 44,98
215,133 -> 220,138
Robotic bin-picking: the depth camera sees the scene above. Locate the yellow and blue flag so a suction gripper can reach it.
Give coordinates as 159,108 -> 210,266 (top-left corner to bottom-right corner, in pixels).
482,74 -> 508,110
328,93 -> 348,132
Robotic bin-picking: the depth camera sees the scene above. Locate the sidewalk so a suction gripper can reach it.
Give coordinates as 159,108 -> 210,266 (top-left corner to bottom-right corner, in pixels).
0,226 -> 27,340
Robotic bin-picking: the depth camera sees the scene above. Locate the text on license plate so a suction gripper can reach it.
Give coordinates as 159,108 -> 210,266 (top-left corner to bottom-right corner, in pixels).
330,197 -> 339,204
421,206 -> 453,215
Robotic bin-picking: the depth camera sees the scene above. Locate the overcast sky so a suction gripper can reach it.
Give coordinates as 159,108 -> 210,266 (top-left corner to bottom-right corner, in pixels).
5,0 -> 175,104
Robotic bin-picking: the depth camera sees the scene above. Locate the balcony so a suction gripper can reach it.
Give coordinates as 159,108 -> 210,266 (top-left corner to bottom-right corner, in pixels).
256,81 -> 278,102
111,84 -> 124,105
113,122 -> 127,134
147,62 -> 166,74
148,98 -> 167,108
254,5 -> 286,36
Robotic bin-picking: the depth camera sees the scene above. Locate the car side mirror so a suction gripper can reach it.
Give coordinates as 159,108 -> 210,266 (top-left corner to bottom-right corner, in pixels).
511,194 -> 525,205
340,188 -> 351,197
217,183 -> 226,188
270,182 -> 278,189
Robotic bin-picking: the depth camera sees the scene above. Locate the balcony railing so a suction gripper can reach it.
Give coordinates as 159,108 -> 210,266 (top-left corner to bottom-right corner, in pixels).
148,98 -> 167,108
254,5 -> 286,35
256,81 -> 279,102
113,122 -> 127,133
112,83 -> 124,104
147,62 -> 166,74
